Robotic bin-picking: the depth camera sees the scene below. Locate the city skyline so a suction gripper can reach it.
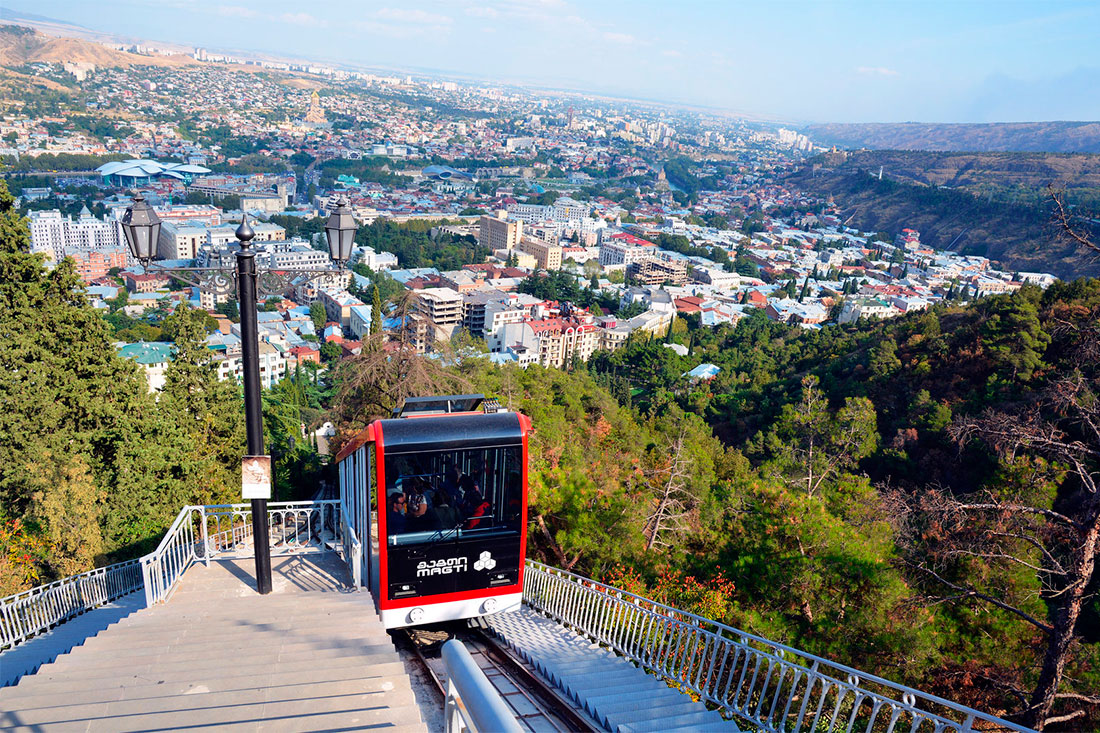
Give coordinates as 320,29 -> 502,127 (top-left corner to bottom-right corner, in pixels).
3,0 -> 1099,123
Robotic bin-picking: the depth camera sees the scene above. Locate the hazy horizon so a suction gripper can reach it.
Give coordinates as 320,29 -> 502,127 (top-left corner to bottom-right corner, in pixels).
4,0 -> 1099,124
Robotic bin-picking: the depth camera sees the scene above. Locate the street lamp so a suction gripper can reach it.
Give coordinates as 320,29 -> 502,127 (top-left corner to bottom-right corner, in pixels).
120,193 -> 160,265
324,198 -> 357,267
121,192 -> 358,595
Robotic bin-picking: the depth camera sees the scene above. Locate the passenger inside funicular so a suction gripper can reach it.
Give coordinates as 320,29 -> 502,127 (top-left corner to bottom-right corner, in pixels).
383,445 -> 523,545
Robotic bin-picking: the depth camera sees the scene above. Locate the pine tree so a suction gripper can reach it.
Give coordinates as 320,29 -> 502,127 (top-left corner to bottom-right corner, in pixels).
310,300 -> 327,331
0,179 -> 162,580
371,284 -> 383,335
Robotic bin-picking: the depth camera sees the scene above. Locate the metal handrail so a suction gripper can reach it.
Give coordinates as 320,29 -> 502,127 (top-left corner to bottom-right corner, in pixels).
141,505 -> 202,607
0,559 -> 142,650
523,560 -> 1033,733
442,639 -> 522,733
339,499 -> 363,588
141,501 -> 344,606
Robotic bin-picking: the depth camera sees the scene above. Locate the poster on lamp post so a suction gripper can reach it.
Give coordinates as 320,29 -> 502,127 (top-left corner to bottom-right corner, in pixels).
242,455 -> 272,499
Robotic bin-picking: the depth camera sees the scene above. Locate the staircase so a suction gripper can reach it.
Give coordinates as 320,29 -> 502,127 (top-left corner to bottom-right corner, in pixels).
0,557 -> 429,732
486,609 -> 739,732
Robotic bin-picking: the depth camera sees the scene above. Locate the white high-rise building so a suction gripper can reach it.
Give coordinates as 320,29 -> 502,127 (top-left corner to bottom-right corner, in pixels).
29,207 -> 125,263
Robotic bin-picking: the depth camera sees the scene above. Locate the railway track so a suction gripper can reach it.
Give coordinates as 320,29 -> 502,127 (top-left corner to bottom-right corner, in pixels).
397,622 -> 601,732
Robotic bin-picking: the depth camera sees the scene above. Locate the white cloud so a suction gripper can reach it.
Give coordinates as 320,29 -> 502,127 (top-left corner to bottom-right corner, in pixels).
280,12 -> 327,27
375,8 -> 453,25
602,31 -> 636,44
661,49 -> 682,58
856,66 -> 899,77
465,6 -> 499,18
217,5 -> 257,18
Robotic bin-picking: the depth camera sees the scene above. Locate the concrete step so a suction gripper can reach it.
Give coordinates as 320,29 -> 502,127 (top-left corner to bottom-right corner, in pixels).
0,697 -> 425,730
7,657 -> 408,695
70,628 -> 392,653
2,678 -> 417,724
43,642 -> 400,673
114,603 -> 376,626
63,628 -> 390,657
3,557 -> 427,733
0,664 -> 413,709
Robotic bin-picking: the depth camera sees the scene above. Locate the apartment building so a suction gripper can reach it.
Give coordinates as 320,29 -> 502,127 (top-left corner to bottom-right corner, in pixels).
478,214 -> 523,251
320,289 -> 365,330
599,240 -> 650,267
214,341 -> 287,389
29,208 -> 125,262
516,237 -> 563,270
68,247 -> 128,282
158,221 -> 208,260
410,287 -> 464,352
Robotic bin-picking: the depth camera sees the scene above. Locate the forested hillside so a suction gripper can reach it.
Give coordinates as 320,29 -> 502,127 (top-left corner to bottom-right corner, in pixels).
785,156 -> 1097,279
327,286 -> 1100,728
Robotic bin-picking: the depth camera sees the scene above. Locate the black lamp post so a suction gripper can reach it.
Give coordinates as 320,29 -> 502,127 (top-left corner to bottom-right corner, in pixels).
122,192 -> 358,596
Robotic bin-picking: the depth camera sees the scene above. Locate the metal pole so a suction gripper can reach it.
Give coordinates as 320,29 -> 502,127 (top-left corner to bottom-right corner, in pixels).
236,217 -> 272,595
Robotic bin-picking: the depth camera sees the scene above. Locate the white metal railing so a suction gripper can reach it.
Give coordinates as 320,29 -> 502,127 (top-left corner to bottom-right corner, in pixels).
442,639 -> 522,733
141,505 -> 203,607
0,559 -> 142,650
339,499 -> 363,588
199,501 -> 340,559
3,500 -> 352,647
142,501 -> 344,606
523,560 -> 1033,733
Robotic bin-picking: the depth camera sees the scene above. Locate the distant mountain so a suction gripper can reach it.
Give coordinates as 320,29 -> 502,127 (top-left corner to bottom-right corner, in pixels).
0,25 -> 195,68
804,122 -> 1100,154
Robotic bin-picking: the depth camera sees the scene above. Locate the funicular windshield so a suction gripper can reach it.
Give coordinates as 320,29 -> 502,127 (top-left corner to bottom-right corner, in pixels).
384,445 -> 522,546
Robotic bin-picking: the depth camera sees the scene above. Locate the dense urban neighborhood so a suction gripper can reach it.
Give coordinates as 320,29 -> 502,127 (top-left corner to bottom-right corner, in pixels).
5,49 -> 1054,389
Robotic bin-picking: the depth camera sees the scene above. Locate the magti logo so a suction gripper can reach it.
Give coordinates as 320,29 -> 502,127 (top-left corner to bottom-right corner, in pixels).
416,557 -> 468,577
474,551 -> 496,571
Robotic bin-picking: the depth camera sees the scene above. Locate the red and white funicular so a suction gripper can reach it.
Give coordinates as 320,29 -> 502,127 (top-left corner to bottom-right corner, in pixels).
336,395 -> 530,628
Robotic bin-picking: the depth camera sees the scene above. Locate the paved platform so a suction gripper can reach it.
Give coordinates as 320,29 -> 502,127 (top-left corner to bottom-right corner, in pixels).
0,554 -> 428,732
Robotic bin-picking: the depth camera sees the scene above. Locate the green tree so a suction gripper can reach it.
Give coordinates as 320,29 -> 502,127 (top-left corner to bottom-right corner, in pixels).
215,299 -> 239,322
371,285 -> 383,335
757,375 -> 878,496
979,288 -> 1050,382
310,301 -> 328,331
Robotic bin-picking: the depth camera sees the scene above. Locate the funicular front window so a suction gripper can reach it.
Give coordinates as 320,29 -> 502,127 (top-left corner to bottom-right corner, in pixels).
383,445 -> 522,546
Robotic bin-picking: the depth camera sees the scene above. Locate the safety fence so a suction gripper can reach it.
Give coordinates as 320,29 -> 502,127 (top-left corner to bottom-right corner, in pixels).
1,559 -> 142,650
339,499 -> 363,588
142,501 -> 343,606
522,560 -> 1032,733
1,501 -> 352,649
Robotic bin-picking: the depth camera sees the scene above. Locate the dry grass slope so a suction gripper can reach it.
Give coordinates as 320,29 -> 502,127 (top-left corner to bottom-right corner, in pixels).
0,26 -> 198,68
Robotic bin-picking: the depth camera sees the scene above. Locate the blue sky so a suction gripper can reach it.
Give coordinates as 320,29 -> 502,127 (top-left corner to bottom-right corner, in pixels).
5,0 -> 1099,122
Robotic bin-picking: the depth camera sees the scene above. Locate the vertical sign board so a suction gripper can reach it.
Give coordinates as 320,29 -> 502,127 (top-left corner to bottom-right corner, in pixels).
242,455 -> 272,499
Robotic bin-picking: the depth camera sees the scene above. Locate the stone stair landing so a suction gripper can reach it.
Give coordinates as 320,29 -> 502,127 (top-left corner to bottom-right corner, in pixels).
0,556 -> 429,733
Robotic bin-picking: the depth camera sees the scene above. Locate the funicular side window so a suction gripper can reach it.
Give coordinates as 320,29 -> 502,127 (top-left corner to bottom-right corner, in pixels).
383,445 -> 522,546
